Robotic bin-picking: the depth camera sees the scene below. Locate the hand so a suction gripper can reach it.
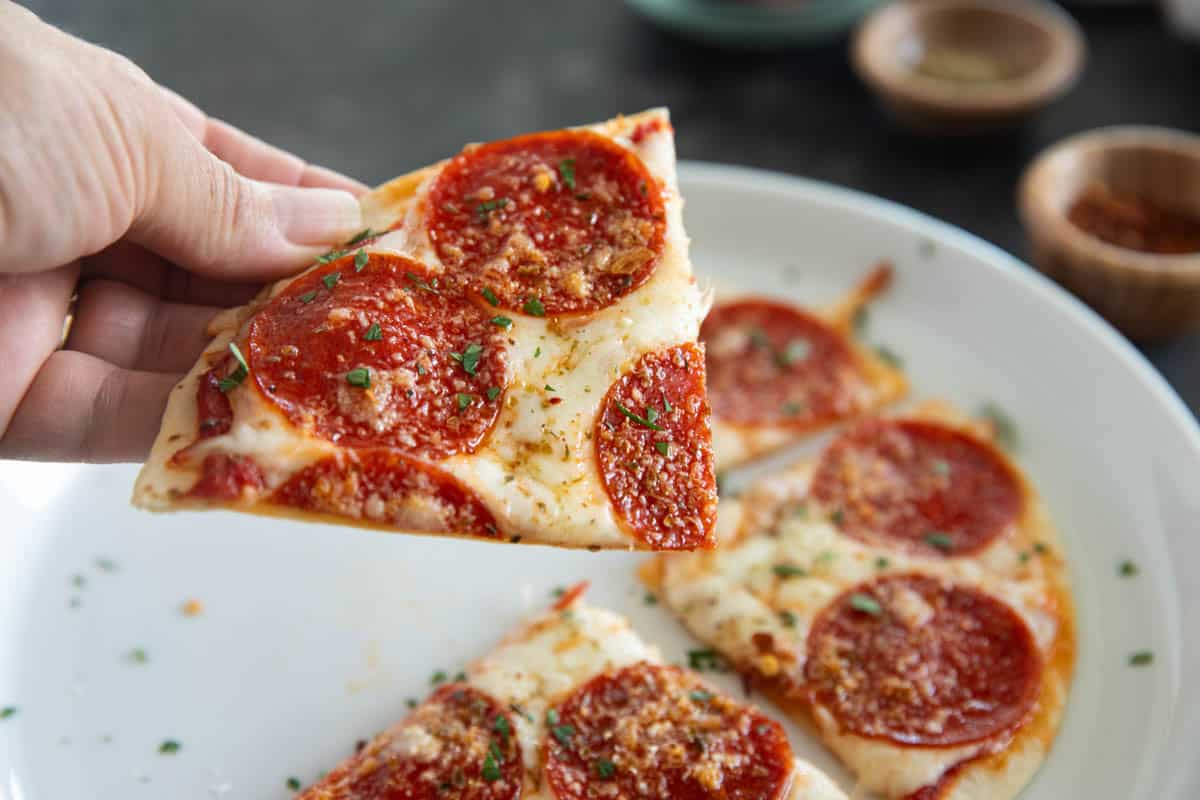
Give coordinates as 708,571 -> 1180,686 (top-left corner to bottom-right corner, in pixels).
0,2 -> 366,462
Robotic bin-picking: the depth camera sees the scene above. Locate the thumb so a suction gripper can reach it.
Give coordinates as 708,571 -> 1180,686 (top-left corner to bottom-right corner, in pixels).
128,117 -> 363,281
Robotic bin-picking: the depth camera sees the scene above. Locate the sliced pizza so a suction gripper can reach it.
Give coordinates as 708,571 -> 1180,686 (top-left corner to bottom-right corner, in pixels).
294,586 -> 848,800
133,109 -> 718,551
703,264 -> 906,471
643,402 -> 1075,799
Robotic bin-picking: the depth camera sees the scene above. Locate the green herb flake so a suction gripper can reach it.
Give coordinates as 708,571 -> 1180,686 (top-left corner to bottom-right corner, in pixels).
406,698 -> 418,709
481,745 -> 503,781
481,286 -> 500,306
158,740 -> 181,755
689,690 -> 713,704
431,670 -> 447,685
849,593 -> 883,616
924,532 -> 954,552
0,707 -> 16,720
322,271 -> 341,291
781,401 -> 806,417
644,592 -> 658,606
298,290 -> 317,304
510,703 -> 534,723
286,777 -> 302,791
1019,551 -> 1032,564
457,393 -> 474,411
494,715 -> 511,742
218,341 -> 250,393
773,563 -> 807,579
852,306 -> 869,335
94,557 -> 119,573
71,574 -> 87,589
776,338 -> 812,367
655,441 -> 671,457
344,228 -> 378,247
552,586 -> 567,598
544,384 -> 556,392
127,648 -> 149,665
558,158 -> 577,190
354,251 -> 369,272
779,609 -> 798,628
523,296 -> 546,317
476,197 -> 510,222
875,557 -> 890,570
454,671 -> 467,682
594,758 -> 616,779
451,342 -> 483,376
491,315 -> 513,329
874,345 -> 904,368
1119,560 -> 1139,578
534,346 -> 541,358
406,271 -> 439,294
486,387 -> 501,401
687,648 -> 728,672
546,708 -> 559,726
363,323 -> 383,341
346,368 -> 371,388
662,393 -> 673,413
1034,542 -> 1049,555
614,401 -> 664,431
978,402 -> 1020,451
932,459 -> 951,476
830,509 -> 845,526
315,248 -> 347,265
1129,651 -> 1154,667
551,724 -> 575,747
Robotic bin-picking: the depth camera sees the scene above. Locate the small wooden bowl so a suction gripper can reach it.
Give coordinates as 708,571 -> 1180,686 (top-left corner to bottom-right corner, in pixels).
1018,127 -> 1200,341
852,0 -> 1086,135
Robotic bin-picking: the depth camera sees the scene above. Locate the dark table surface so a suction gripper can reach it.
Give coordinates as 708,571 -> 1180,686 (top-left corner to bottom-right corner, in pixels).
27,0 -> 1200,415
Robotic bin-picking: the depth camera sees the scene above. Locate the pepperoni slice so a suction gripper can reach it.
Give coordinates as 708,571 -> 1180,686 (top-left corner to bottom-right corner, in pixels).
297,684 -> 521,800
595,344 -> 717,550
196,366 -> 234,439
248,254 -> 510,459
426,130 -> 666,315
805,574 -> 1041,747
544,661 -> 793,800
187,454 -> 265,500
810,419 -> 1022,556
701,299 -> 869,429
270,449 -> 500,538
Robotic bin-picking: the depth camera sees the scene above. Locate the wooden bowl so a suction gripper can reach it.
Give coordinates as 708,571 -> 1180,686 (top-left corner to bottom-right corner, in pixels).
1018,127 -> 1200,341
852,0 -> 1086,135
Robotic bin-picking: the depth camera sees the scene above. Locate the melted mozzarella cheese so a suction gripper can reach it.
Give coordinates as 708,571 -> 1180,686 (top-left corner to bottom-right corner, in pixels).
464,602 -> 845,800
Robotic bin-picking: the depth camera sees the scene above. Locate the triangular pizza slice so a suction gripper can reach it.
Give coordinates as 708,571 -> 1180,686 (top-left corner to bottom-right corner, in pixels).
133,110 -> 718,550
293,587 -> 848,800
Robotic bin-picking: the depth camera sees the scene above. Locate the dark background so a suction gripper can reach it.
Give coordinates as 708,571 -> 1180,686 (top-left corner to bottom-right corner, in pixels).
25,0 -> 1200,413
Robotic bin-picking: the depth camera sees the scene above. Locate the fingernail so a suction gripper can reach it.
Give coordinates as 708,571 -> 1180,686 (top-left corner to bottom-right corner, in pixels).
270,185 -> 362,246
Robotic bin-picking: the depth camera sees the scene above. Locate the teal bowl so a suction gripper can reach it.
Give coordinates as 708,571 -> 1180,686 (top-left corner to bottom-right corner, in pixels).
624,0 -> 887,48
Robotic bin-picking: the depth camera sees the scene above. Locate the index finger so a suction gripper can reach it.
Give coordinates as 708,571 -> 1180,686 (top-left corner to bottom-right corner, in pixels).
160,86 -> 368,194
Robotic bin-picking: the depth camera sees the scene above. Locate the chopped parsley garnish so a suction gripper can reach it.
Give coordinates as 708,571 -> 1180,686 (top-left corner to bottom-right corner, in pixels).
481,286 -> 500,306
476,197 -> 510,222
544,384 -> 556,392
406,698 -> 418,709
644,592 -> 658,606
454,671 -> 467,682
430,670 -> 447,685
875,557 -> 890,570
1019,551 -> 1032,564
94,557 -> 119,572
1129,650 -> 1154,667
687,648 -> 727,672
158,740 -> 181,755
662,393 -> 673,413
126,648 -> 149,664
776,338 -> 812,367
406,271 -> 439,293
218,342 -> 250,393
849,593 -> 883,616
830,509 -> 845,525
450,342 -> 483,376
779,609 -> 798,627
315,248 -> 347,265
932,459 -> 951,476
978,401 -> 1019,451
494,715 -> 511,743
354,251 -> 369,272
486,387 -> 501,401
534,346 -> 541,358
924,531 -> 954,552
346,368 -> 370,388
689,690 -> 713,703
594,759 -> 616,779
781,401 -> 805,417
874,344 -> 903,368
0,707 -> 16,720
551,724 -> 575,747
72,574 -> 87,589
552,586 -> 567,598
655,441 -> 671,457
322,271 -> 341,291
558,158 -> 577,190
545,708 -> 559,726
481,743 -> 503,781
523,296 -> 546,317
773,563 -> 806,579
614,402 -> 664,431
363,323 -> 382,341
1034,542 -> 1049,555
852,306 -> 869,334
286,777 -> 302,791
344,228 -> 378,247
298,290 -> 317,304
1119,560 -> 1139,577
456,393 -> 474,410
510,703 -> 534,723
491,315 -> 513,329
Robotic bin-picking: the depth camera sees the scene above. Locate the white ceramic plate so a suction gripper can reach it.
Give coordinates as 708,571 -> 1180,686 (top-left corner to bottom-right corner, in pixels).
2,163 -> 1198,800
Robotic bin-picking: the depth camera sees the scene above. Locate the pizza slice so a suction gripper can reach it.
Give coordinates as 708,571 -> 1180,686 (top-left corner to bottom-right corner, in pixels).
703,264 -> 906,471
293,586 -> 847,800
133,110 -> 719,550
643,402 -> 1075,799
